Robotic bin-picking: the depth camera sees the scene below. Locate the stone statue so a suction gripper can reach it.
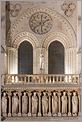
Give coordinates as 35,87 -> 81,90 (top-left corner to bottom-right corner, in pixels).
40,51 -> 44,73
22,92 -> 28,115
2,92 -> 7,116
12,92 -> 19,115
32,92 -> 38,116
42,92 -> 48,116
61,92 -> 67,115
72,92 -> 78,115
52,92 -> 58,116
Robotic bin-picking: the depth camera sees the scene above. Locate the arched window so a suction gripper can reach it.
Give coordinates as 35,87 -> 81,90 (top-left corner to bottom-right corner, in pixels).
18,41 -> 33,74
48,41 -> 64,74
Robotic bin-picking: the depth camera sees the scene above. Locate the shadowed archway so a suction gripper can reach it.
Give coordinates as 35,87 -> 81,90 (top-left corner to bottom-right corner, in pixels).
18,41 -> 33,74
48,41 -> 64,74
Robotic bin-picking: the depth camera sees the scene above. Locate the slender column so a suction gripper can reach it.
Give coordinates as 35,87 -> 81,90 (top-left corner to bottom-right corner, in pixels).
18,92 -> 22,116
8,91 -> 12,117
38,92 -> 42,116
53,76 -> 55,83
78,92 -> 80,116
58,92 -> 61,116
28,92 -> 32,116
48,92 -> 51,116
49,76 -> 51,83
68,92 -> 71,116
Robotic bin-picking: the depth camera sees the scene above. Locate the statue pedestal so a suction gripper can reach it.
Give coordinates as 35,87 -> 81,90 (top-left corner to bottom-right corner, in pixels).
3,113 -> 7,117
38,112 -> 41,116
62,113 -> 67,116
58,113 -> 61,116
8,113 -> 11,117
73,113 -> 77,116
68,112 -> 71,116
22,113 -> 27,116
53,113 -> 57,116
18,113 -> 21,116
28,113 -> 31,116
48,112 -> 51,116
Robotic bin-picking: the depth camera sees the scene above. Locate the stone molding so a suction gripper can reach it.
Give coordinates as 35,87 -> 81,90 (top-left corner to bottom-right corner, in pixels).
43,32 -> 71,49
7,7 -> 76,48
12,31 -> 39,48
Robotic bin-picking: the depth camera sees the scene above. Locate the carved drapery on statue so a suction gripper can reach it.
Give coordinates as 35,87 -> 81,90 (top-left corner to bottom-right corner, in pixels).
42,92 -> 48,116
72,92 -> 78,115
1,92 -> 7,116
32,92 -> 38,116
12,93 -> 19,115
52,92 -> 58,116
22,92 -> 28,115
61,92 -> 68,115
1,90 -> 80,117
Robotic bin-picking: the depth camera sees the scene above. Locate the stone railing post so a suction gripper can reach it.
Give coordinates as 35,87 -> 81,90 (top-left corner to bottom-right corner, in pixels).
8,91 -> 12,117
38,92 -> 42,116
28,92 -> 32,116
58,92 -> 61,116
48,92 -> 51,116
18,91 -> 22,116
68,92 -> 71,116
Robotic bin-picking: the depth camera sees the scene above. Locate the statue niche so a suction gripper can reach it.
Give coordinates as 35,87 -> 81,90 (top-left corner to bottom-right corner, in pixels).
72,92 -> 78,116
42,92 -> 48,116
12,92 -> 19,116
1,92 -> 7,117
22,92 -> 28,116
32,92 -> 38,116
52,92 -> 58,116
61,91 -> 68,116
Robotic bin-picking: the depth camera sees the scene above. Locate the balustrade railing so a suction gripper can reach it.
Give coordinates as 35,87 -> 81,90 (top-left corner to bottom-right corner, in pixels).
1,74 -> 79,85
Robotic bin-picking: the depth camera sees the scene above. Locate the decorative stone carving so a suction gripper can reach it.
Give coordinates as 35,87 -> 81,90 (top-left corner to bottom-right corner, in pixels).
12,32 -> 39,48
61,2 -> 76,17
7,7 -> 76,49
61,92 -> 67,116
32,92 -> 38,116
2,92 -> 7,116
12,92 -> 19,115
9,4 -> 21,17
29,12 -> 52,34
40,51 -> 44,74
72,92 -> 78,116
22,92 -> 28,115
42,92 -> 48,116
52,92 -> 58,116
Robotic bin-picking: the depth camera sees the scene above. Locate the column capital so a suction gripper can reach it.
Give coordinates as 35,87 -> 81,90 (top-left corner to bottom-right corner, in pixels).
68,92 -> 71,96
38,91 -> 42,96
28,92 -> 32,96
8,91 -> 12,96
58,92 -> 61,96
18,91 -> 22,96
48,92 -> 52,96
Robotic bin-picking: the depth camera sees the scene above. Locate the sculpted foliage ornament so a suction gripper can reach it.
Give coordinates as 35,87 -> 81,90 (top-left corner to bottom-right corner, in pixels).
9,4 -> 21,17
61,2 -> 76,17
29,12 -> 53,34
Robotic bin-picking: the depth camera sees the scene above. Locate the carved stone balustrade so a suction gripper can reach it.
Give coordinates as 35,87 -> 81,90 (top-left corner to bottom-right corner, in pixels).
1,74 -> 80,120
1,74 -> 80,85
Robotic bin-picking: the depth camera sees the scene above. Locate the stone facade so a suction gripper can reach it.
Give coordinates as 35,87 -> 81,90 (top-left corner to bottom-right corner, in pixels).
1,0 -> 81,121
